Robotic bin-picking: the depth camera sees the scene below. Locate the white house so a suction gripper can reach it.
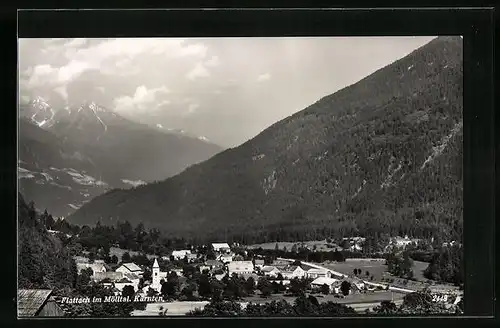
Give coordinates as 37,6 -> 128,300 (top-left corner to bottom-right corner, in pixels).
76,262 -> 107,274
254,259 -> 265,269
261,266 -> 281,278
217,253 -> 233,263
212,243 -> 231,253
92,271 -> 124,283
272,259 -> 291,266
171,250 -> 192,260
281,265 -> 307,279
311,277 -> 340,293
186,253 -> 199,263
306,268 -> 332,279
198,265 -> 211,273
205,260 -> 224,270
228,261 -> 254,275
116,263 -> 143,276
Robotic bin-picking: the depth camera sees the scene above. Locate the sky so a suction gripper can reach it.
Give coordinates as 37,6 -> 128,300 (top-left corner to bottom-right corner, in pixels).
18,36 -> 435,148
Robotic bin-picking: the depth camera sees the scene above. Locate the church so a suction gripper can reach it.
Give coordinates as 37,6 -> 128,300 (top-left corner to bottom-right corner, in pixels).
150,258 -> 169,291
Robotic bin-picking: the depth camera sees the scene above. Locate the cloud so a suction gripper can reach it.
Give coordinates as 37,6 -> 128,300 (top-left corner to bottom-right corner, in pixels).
257,73 -> 271,82
26,64 -> 58,88
205,55 -> 220,67
186,62 -> 210,80
187,103 -> 200,113
114,85 -> 170,111
156,99 -> 171,108
186,55 -> 220,81
22,38 -> 210,89
57,60 -> 93,82
54,86 -> 68,100
65,38 -> 87,48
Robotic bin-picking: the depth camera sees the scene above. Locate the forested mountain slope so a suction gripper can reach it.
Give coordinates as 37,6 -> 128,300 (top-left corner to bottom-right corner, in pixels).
18,193 -> 77,291
68,36 -> 463,244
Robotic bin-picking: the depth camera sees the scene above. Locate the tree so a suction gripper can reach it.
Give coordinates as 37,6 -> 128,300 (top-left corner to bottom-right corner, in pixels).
340,240 -> 350,249
261,285 -> 272,298
353,268 -> 358,276
423,245 -> 463,285
321,284 -> 330,295
244,277 -> 255,294
387,251 -> 413,279
191,299 -> 243,316
197,274 -> 212,298
289,278 -> 308,296
161,272 -> 180,300
88,252 -> 96,263
366,270 -> 370,277
122,285 -> 135,298
373,300 -> 398,315
122,252 -> 131,263
181,283 -> 196,300
340,281 -> 351,296
110,255 -> 119,264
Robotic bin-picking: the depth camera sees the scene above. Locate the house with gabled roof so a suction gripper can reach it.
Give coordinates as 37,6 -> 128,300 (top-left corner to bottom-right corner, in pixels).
217,253 -> 233,263
116,262 -> 143,276
228,261 -> 254,275
76,262 -> 108,274
171,250 -> 192,260
310,277 -> 340,293
92,271 -> 125,283
17,289 -> 65,317
306,268 -> 332,279
281,265 -> 307,279
211,243 -> 231,253
254,259 -> 265,269
261,266 -> 281,277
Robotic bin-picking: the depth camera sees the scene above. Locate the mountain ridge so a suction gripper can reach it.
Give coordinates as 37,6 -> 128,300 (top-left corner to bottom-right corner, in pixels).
19,99 -> 224,217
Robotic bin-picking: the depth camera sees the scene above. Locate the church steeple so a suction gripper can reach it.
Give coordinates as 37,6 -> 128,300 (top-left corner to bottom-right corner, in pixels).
152,258 -> 160,291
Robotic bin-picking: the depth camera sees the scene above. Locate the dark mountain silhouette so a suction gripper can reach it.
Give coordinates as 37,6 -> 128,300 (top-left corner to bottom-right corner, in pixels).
67,36 -> 463,243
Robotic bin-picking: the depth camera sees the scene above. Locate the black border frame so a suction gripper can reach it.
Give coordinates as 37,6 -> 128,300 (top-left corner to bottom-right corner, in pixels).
4,6 -> 496,327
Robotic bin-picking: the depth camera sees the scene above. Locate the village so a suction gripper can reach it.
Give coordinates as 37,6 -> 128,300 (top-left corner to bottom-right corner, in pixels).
18,234 -> 463,317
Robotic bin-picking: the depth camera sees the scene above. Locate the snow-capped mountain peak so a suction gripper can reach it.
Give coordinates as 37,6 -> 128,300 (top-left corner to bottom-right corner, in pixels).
198,136 -> 210,142
32,96 -> 50,110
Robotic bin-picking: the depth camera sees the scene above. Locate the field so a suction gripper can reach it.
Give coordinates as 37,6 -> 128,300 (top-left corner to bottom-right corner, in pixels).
321,259 -> 388,281
322,259 -> 431,282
